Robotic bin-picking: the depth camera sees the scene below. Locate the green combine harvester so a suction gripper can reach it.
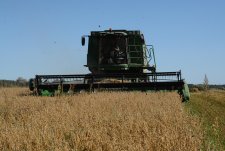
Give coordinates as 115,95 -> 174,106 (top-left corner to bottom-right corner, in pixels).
29,29 -> 190,101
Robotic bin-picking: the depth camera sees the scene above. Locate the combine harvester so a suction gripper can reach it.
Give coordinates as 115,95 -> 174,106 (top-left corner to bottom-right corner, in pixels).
29,29 -> 190,101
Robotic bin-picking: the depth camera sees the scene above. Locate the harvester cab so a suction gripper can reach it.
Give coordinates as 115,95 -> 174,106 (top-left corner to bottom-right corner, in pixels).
82,30 -> 156,74
29,29 -> 190,101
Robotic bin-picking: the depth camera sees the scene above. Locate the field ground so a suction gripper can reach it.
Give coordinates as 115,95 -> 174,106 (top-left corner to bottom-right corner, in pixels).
2,88 -> 224,150
185,90 -> 225,150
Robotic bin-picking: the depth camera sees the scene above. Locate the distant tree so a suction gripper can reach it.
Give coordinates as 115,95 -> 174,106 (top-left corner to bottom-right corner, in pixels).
16,77 -> 28,87
203,74 -> 209,91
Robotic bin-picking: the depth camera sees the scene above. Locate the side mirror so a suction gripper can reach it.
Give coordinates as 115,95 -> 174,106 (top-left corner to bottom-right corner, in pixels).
140,34 -> 145,44
81,36 -> 85,46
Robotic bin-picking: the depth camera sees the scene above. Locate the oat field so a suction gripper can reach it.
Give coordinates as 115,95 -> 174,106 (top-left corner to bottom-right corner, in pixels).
0,88 -> 202,151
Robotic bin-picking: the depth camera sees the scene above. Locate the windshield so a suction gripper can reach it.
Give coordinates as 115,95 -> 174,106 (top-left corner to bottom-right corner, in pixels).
100,35 -> 127,65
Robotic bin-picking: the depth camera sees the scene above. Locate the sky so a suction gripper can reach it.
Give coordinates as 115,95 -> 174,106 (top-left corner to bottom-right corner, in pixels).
0,0 -> 225,84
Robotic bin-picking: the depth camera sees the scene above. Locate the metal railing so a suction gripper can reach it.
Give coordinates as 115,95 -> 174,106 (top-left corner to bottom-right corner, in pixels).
127,45 -> 156,68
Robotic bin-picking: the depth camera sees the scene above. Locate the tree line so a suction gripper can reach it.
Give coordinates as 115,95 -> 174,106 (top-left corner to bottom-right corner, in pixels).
189,74 -> 225,92
188,84 -> 225,92
0,77 -> 28,87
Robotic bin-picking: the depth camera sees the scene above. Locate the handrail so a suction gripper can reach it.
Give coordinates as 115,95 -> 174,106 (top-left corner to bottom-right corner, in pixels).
127,44 -> 156,70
